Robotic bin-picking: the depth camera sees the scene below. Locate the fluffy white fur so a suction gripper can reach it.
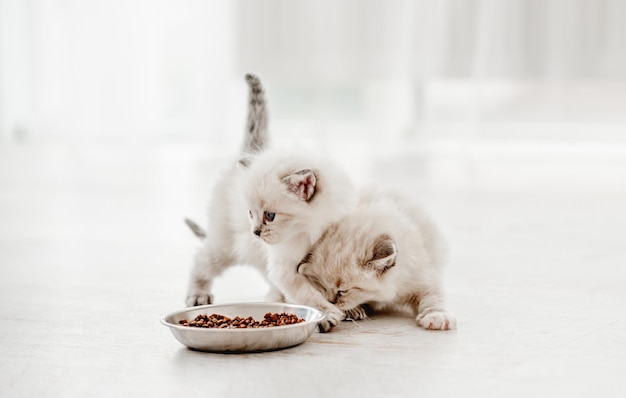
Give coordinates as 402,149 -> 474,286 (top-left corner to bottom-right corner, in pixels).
298,189 -> 457,331
240,149 -> 358,331
186,159 -> 271,305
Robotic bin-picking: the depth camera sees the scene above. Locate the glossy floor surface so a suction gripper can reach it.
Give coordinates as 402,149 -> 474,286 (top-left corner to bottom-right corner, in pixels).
1,140 -> 625,397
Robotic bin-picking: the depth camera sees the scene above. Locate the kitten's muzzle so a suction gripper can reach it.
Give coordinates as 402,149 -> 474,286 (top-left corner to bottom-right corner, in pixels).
253,229 -> 262,237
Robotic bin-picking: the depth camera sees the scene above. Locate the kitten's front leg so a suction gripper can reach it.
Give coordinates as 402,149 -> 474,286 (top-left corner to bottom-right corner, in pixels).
186,243 -> 231,306
270,264 -> 344,332
264,285 -> 285,303
344,304 -> 371,321
413,292 -> 457,331
318,307 -> 345,332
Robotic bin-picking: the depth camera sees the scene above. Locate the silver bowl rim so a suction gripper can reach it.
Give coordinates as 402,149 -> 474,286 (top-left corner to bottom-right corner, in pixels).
160,302 -> 326,333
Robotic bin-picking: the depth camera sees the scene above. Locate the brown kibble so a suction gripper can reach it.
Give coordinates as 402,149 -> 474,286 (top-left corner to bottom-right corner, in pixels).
178,312 -> 305,328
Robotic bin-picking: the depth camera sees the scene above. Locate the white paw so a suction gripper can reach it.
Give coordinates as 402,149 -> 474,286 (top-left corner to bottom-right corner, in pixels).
416,310 -> 457,331
344,305 -> 369,321
318,309 -> 344,333
185,293 -> 213,307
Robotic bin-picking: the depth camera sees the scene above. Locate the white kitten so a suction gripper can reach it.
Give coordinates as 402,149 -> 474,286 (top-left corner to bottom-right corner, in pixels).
186,74 -> 358,331
240,149 -> 357,331
297,189 -> 457,331
185,74 -> 272,307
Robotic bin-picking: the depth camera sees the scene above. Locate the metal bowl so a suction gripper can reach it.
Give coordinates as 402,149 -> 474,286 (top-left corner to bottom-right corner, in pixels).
161,302 -> 326,353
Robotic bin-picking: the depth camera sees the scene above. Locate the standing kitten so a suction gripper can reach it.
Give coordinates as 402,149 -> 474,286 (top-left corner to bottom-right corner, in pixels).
186,74 -> 358,331
240,149 -> 357,331
297,190 -> 457,330
186,73 -> 274,307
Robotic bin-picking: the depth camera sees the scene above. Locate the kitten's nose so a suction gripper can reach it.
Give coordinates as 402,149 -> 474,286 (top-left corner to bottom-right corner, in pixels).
254,229 -> 261,237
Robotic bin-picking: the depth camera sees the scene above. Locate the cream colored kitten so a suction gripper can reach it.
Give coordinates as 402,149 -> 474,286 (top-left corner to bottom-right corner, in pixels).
297,190 -> 457,331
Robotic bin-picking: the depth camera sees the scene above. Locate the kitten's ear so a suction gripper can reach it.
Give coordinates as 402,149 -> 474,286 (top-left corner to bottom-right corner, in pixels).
297,252 -> 313,275
366,235 -> 397,274
282,169 -> 317,202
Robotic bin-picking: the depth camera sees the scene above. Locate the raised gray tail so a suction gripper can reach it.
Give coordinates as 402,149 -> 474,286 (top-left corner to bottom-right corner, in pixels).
241,73 -> 268,154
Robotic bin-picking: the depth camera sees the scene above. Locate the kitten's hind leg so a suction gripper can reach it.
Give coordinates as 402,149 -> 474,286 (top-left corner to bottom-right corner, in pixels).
185,243 -> 234,307
412,292 -> 457,331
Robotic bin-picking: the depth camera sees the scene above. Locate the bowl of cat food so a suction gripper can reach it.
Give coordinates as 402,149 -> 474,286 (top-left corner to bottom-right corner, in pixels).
161,302 -> 326,353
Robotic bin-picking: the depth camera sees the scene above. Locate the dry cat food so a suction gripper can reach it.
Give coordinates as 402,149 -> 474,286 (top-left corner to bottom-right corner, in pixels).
178,312 -> 305,329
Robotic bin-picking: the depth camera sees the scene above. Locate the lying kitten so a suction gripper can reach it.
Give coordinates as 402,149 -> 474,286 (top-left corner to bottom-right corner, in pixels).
297,190 -> 457,330
186,74 -> 357,331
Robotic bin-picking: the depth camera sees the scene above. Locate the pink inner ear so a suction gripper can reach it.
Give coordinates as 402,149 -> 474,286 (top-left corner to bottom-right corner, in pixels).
285,171 -> 316,201
298,174 -> 315,200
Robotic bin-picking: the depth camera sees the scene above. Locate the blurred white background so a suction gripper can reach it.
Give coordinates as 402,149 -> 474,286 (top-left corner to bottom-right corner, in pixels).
2,2 -> 626,397
2,0 -> 625,151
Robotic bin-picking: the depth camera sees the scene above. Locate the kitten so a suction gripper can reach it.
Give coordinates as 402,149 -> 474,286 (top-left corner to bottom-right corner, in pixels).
240,149 -> 357,331
186,74 -> 358,331
185,73 -> 273,307
297,189 -> 457,331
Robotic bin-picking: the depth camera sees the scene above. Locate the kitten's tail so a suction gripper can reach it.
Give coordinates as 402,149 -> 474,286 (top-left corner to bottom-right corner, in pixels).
241,73 -> 269,154
184,218 -> 206,240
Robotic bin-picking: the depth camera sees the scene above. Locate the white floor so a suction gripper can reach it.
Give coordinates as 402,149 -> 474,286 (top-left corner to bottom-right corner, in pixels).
1,138 -> 625,397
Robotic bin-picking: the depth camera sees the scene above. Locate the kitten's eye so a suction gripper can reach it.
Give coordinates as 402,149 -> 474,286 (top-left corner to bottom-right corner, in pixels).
309,279 -> 325,293
264,211 -> 275,222
248,210 -> 253,219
